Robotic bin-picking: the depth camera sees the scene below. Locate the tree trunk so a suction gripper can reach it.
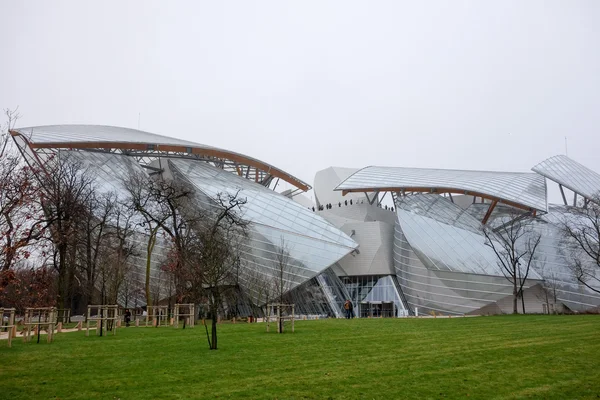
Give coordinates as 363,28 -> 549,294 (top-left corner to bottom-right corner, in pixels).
56,243 -> 68,309
211,312 -> 218,350
57,269 -> 65,309
210,290 -> 219,350
512,283 -> 518,315
145,232 -> 156,307
85,278 -> 94,307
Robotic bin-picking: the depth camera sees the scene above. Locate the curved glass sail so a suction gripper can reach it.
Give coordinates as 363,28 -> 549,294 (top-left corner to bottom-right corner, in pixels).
396,194 -> 513,276
169,159 -> 358,300
336,166 -> 547,212
12,124 -> 311,192
532,155 -> 600,202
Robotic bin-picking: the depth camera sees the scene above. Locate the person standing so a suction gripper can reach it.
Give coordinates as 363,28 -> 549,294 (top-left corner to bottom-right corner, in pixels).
344,300 -> 353,319
124,309 -> 132,327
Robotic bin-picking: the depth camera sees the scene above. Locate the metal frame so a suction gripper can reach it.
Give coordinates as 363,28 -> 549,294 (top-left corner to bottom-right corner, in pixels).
342,186 -> 539,215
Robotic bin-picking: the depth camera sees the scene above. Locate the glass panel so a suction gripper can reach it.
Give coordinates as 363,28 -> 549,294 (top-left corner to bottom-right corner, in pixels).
336,165 -> 547,211
168,159 -> 358,304
532,155 -> 600,202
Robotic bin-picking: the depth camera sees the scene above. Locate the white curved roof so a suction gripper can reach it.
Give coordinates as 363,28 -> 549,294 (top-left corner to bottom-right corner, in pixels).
335,166 -> 547,212
12,124 -> 204,147
532,155 -> 600,202
11,125 -> 310,191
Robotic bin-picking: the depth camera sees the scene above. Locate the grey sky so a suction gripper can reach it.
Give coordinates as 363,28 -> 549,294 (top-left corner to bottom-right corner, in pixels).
1,1 -> 599,203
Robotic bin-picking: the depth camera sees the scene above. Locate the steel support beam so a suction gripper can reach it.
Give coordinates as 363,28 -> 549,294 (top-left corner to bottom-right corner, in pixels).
559,184 -> 568,205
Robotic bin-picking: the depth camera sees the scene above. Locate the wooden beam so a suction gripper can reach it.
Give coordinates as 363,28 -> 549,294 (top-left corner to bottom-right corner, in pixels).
10,132 -> 311,192
338,186 -> 538,212
482,200 -> 498,225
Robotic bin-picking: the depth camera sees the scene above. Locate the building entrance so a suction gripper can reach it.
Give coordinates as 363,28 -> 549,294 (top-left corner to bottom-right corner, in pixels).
359,301 -> 395,318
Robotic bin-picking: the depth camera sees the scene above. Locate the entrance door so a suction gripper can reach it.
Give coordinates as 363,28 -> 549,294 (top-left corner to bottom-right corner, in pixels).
381,302 -> 394,317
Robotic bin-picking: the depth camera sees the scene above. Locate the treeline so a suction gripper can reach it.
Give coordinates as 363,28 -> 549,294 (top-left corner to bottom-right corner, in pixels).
1,111 -> 251,349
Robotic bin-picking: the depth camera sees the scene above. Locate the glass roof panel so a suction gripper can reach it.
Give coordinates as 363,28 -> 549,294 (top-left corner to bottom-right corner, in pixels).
169,159 -> 357,249
336,166 -> 547,211
532,155 -> 600,202
15,125 -> 209,148
12,125 -> 311,191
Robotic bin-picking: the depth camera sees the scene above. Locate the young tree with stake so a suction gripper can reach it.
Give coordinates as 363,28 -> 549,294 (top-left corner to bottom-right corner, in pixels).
483,212 -> 541,314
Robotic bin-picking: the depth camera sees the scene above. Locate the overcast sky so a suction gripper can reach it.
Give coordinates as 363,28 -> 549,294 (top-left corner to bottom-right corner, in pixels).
1,1 -> 599,203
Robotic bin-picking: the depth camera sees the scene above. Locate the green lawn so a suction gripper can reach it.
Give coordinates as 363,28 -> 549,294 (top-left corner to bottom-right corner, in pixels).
1,316 -> 599,399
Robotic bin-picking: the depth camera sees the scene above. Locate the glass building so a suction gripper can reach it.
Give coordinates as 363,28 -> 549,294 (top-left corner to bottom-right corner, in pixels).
10,125 -> 358,316
10,125 -> 600,316
324,162 -> 600,315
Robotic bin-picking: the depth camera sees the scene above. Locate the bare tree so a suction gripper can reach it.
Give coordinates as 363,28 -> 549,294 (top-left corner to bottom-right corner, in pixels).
180,191 -> 248,350
483,213 -> 542,314
0,108 -> 47,274
76,191 -> 116,307
273,238 -> 294,306
38,152 -> 96,310
243,259 -> 276,319
562,197 -> 600,294
121,265 -> 142,309
271,238 -> 298,332
538,271 -> 561,314
103,199 -> 137,304
125,171 -> 195,306
0,108 -> 19,158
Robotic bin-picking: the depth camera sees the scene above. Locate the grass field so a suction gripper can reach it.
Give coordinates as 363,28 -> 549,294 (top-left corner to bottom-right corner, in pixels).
1,315 -> 599,399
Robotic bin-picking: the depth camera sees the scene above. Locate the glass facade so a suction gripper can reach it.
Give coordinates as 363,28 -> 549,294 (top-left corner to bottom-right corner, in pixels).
394,222 -> 521,315
12,124 -> 600,315
55,151 -> 172,306
341,275 -> 408,317
279,268 -> 349,317
393,196 -> 600,314
168,159 -> 358,306
528,206 -> 600,310
395,194 -> 540,277
393,194 -> 544,315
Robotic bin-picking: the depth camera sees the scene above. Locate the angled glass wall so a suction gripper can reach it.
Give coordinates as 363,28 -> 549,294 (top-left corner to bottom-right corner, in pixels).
54,151 -> 172,307
528,206 -> 600,311
393,194 -> 541,315
278,268 -> 351,318
395,194 -> 533,277
168,159 -> 358,305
